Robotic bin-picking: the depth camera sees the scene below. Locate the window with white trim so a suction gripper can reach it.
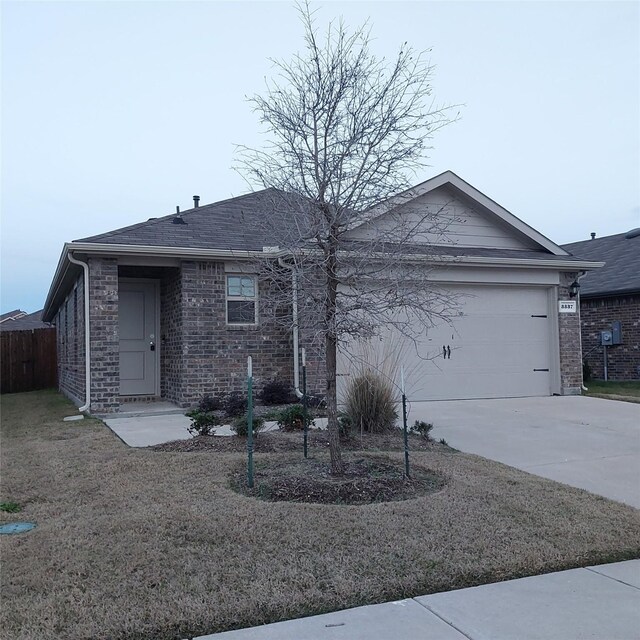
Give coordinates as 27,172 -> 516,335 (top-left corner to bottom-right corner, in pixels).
226,275 -> 258,325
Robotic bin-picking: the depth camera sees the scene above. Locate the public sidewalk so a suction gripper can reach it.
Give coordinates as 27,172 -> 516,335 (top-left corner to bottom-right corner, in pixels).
195,560 -> 640,640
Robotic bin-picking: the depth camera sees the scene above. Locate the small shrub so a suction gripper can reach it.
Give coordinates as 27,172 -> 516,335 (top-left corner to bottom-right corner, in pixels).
439,437 -> 449,446
224,392 -> 247,418
277,404 -> 315,431
231,414 -> 266,437
343,370 -> 398,433
0,501 -> 22,513
338,412 -> 353,437
410,420 -> 434,440
198,394 -> 223,412
259,379 -> 293,405
185,410 -> 221,437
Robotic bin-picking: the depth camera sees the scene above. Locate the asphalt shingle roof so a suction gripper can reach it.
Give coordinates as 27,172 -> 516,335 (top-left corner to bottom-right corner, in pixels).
562,230 -> 640,297
0,310 -> 52,331
76,189 -> 294,251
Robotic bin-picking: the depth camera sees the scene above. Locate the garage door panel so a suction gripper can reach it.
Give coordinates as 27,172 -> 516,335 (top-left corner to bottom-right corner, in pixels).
338,284 -> 553,402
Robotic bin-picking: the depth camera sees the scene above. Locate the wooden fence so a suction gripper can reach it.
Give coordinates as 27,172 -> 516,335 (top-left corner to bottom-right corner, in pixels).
1,328 -> 57,394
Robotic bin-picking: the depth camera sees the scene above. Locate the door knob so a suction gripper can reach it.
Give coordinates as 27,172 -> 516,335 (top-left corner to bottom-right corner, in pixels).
150,341 -> 156,351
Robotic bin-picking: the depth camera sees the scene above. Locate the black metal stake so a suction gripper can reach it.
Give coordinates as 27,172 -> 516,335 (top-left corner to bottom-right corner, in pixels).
402,391 -> 410,479
247,356 -> 254,488
302,348 -> 308,458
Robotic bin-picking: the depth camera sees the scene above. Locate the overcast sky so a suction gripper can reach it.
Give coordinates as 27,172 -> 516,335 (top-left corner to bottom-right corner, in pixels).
1,0 -> 638,313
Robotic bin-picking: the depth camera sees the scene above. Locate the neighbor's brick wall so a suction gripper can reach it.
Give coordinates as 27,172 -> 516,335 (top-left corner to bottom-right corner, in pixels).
558,271 -> 583,394
88,257 -> 119,413
580,294 -> 640,381
55,274 -> 85,405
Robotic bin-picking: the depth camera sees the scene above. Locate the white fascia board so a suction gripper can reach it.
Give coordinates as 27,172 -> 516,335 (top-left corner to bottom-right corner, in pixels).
67,242 -> 287,260
426,255 -> 604,270
350,252 -> 604,270
348,170 -> 569,257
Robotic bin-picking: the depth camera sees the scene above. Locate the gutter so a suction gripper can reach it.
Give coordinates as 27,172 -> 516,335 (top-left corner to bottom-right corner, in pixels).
278,257 -> 304,399
67,253 -> 91,412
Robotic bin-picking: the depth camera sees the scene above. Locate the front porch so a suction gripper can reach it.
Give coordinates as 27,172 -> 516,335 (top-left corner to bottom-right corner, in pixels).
85,258 -> 293,414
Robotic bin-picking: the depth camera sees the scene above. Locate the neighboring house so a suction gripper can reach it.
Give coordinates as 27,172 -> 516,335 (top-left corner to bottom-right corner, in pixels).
562,230 -> 640,381
0,309 -> 52,332
0,309 -> 28,324
42,171 -> 601,414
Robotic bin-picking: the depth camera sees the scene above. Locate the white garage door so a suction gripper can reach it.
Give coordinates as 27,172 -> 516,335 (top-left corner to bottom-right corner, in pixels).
404,285 -> 552,400
340,285 -> 553,402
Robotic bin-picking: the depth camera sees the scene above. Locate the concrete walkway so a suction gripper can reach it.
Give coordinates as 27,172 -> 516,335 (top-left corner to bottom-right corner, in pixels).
103,411 -> 328,447
195,560 -> 640,640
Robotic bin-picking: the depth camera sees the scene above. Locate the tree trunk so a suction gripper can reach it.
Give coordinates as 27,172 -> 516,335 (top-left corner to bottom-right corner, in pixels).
325,331 -> 344,474
325,229 -> 345,475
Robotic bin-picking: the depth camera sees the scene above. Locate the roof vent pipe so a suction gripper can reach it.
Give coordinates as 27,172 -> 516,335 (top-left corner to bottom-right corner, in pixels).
590,232 -> 596,240
172,206 -> 187,225
193,195 -> 200,208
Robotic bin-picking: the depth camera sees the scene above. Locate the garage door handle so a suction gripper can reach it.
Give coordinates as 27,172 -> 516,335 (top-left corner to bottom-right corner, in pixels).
531,315 -> 547,318
533,368 -> 549,372
443,345 -> 451,359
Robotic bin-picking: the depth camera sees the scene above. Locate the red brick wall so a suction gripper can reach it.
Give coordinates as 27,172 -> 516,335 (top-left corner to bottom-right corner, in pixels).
55,275 -> 85,405
580,294 -> 640,381
558,271 -> 584,394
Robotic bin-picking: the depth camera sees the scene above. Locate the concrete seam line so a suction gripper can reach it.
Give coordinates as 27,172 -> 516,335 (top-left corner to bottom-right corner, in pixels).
522,452 -> 640,469
584,567 -> 640,591
411,598 -> 475,640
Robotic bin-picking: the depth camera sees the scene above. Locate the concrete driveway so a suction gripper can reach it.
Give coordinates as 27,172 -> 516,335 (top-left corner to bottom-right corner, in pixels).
410,396 -> 640,508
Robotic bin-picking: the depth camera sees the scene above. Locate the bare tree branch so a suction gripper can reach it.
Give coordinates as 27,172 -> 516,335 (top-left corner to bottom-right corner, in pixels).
236,2 -> 461,474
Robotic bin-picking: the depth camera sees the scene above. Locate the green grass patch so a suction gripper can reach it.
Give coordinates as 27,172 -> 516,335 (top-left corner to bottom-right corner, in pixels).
586,381 -> 640,400
0,501 -> 22,513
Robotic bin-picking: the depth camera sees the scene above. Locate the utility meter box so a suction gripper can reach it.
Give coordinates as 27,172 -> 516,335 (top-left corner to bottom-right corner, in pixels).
612,321 -> 623,345
600,330 -> 613,346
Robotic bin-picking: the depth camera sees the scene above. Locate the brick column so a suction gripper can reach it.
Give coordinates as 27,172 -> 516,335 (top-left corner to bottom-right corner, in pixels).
558,271 -> 583,395
88,257 -> 119,412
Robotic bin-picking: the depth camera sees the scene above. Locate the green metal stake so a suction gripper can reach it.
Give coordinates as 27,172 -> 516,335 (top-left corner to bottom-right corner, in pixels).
302,348 -> 308,459
247,355 -> 254,488
401,366 -> 410,479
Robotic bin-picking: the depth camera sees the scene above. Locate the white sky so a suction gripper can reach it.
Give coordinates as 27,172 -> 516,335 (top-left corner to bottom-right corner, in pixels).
2,0 -> 639,313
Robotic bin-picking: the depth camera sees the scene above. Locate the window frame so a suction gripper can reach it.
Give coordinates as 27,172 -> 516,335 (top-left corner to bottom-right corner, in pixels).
225,274 -> 259,326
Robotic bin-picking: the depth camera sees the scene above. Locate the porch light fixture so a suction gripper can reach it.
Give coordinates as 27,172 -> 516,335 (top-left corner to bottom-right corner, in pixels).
569,280 -> 580,297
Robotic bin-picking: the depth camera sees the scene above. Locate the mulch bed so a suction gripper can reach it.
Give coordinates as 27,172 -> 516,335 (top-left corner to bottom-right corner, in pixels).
151,429 -> 447,453
230,454 -> 446,504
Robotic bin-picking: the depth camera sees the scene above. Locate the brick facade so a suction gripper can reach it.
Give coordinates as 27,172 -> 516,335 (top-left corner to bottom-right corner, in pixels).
580,294 -> 640,381
176,261 -> 293,406
54,259 -> 588,411
56,259 -> 295,412
557,271 -> 583,394
55,275 -> 85,405
88,257 -> 120,413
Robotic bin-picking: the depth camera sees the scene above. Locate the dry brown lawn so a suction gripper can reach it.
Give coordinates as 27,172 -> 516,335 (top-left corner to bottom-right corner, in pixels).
1,390 -> 639,640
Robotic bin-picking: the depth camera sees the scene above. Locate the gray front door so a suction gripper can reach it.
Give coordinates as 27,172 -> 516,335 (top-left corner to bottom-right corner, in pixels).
119,280 -> 158,395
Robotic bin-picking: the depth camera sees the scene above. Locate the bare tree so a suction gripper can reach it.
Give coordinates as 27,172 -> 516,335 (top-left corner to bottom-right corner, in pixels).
238,3 -> 460,474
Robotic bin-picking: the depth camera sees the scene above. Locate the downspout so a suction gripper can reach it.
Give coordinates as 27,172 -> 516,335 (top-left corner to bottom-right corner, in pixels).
278,257 -> 303,398
67,253 -> 91,412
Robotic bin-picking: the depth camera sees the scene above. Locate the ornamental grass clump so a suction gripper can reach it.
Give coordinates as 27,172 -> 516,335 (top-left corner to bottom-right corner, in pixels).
344,370 -> 398,433
342,337 -> 404,433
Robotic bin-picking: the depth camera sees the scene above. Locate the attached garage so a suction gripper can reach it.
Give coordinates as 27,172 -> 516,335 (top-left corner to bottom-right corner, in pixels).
338,171 -> 602,401
400,284 -> 554,401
